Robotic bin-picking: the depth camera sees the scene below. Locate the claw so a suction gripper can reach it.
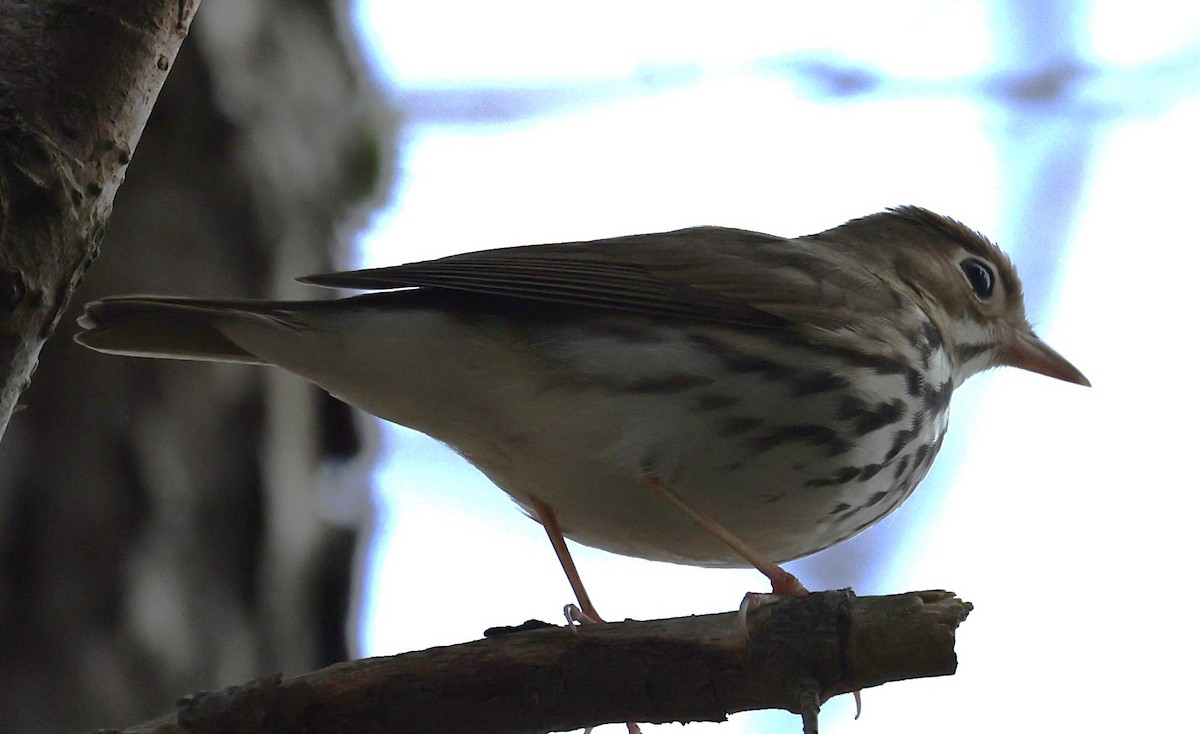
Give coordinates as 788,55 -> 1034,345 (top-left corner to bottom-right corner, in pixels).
563,603 -> 600,631
565,603 -> 639,734
583,724 -> 641,734
737,591 -> 789,635
564,604 -> 582,632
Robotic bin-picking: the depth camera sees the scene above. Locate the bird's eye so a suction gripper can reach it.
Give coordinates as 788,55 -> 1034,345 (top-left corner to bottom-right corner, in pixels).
960,258 -> 995,299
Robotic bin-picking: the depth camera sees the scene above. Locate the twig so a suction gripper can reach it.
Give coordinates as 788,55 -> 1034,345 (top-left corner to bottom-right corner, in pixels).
103,589 -> 971,734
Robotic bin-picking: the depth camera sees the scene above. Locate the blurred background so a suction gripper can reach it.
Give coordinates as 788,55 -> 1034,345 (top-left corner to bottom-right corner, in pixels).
2,1 -> 1198,732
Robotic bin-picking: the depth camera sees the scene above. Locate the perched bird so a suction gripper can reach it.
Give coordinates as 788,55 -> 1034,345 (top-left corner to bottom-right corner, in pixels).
76,206 -> 1088,620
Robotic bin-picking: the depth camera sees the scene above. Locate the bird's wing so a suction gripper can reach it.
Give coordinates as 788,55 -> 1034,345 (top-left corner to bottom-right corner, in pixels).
301,227 -> 895,329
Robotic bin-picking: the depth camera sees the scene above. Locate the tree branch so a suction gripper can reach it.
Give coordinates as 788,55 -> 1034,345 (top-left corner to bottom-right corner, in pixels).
102,590 -> 972,734
0,0 -> 200,439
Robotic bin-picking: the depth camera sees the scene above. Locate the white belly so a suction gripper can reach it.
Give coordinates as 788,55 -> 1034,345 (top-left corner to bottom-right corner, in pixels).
219,305 -> 952,567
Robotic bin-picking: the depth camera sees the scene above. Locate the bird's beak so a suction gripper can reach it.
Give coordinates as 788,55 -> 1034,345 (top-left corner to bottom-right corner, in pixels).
1002,330 -> 1090,386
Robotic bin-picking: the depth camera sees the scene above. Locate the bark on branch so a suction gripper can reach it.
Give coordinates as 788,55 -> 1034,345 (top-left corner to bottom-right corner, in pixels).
104,590 -> 972,734
0,0 -> 200,439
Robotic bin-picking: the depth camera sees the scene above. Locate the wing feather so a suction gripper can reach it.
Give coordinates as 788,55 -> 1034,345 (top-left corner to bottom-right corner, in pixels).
301,226 -> 897,329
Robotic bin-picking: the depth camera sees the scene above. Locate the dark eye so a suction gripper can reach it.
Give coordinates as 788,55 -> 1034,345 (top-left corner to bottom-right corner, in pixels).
960,258 -> 995,299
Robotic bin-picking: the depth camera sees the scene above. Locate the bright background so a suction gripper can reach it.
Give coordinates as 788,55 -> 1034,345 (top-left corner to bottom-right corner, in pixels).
342,2 -> 1200,732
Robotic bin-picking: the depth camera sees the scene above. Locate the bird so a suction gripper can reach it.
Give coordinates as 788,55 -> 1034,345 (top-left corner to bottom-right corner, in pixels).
76,206 -> 1088,621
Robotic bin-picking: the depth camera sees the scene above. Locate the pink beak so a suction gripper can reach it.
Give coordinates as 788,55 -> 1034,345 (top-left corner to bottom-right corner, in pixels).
1002,330 -> 1090,386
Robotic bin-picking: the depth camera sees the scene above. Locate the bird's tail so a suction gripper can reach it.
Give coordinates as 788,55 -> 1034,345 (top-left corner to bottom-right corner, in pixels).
75,296 -> 295,364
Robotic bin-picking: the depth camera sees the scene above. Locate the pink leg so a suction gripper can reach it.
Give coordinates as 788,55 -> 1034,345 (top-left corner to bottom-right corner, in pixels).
531,499 -> 642,733
641,476 -> 808,596
530,497 -> 604,623
641,478 -> 858,717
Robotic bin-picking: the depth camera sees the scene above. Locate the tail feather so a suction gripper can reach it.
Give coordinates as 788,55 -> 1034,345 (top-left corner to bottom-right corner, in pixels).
75,296 -> 282,364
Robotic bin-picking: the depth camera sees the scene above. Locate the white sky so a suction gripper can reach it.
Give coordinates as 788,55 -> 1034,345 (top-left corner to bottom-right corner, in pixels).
345,2 -> 1200,732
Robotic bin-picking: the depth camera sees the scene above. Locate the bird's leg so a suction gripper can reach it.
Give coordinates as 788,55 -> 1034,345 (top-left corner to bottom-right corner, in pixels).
642,475 -> 806,637
640,476 -> 809,596
529,497 -> 604,623
531,498 -> 642,734
638,478 -> 860,717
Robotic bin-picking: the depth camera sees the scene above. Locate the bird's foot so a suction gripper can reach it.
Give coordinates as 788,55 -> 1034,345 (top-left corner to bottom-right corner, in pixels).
563,603 -> 604,631
737,567 -> 810,631
564,605 -> 641,734
737,582 -> 863,719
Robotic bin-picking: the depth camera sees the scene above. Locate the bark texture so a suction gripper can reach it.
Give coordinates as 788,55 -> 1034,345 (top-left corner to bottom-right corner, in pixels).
0,0 -> 198,434
108,591 -> 973,734
0,1 -> 390,731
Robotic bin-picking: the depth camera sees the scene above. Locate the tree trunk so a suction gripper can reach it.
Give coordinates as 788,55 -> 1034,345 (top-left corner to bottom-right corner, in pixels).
0,2 -> 391,731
